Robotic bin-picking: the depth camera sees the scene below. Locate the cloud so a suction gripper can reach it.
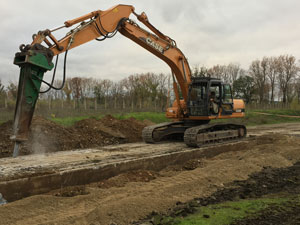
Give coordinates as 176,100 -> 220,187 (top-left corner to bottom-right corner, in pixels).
1,0 -> 300,85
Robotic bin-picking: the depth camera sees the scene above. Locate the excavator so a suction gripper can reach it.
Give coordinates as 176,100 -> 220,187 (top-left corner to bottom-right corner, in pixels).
11,4 -> 246,157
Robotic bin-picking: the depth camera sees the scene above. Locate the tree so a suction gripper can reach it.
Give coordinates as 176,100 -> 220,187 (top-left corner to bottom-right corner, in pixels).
157,73 -> 168,110
226,63 -> 241,85
0,79 -> 5,97
102,79 -> 113,109
63,78 -> 73,101
110,81 -> 125,109
266,57 -> 277,103
208,65 -> 227,81
0,79 -> 6,107
249,59 -> 267,103
93,79 -> 105,104
233,76 -> 255,104
6,81 -> 18,101
192,65 -> 208,77
295,77 -> 300,103
276,55 -> 298,103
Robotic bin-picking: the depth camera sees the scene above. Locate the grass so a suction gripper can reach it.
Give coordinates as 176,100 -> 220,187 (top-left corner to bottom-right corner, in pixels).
171,196 -> 296,225
0,120 -> 6,125
49,112 -> 168,126
113,112 -> 168,124
211,109 -> 300,126
2,108 -> 300,127
254,109 -> 300,116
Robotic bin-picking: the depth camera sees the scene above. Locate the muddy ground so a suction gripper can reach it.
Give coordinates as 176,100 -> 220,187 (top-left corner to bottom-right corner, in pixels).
0,115 -> 152,157
137,162 -> 300,224
0,116 -> 300,225
0,120 -> 300,224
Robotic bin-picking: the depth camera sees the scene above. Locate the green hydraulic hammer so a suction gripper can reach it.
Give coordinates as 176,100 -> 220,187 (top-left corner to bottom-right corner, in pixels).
11,44 -> 54,157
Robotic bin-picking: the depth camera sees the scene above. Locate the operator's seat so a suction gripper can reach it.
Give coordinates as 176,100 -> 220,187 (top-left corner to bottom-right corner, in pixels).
209,91 -> 219,114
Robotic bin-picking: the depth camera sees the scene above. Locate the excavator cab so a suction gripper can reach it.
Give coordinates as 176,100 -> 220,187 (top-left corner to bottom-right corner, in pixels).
187,77 -> 233,117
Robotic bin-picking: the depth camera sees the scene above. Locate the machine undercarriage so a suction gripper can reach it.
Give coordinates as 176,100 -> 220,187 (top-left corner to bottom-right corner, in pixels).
142,121 -> 247,147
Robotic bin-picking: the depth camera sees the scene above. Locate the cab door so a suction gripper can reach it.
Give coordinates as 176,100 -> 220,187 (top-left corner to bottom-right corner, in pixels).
221,84 -> 233,115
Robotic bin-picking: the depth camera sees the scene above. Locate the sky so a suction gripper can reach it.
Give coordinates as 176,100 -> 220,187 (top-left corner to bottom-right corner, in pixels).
1,0 -> 300,85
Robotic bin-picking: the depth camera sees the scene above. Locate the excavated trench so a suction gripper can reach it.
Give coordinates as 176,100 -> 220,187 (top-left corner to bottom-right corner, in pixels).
0,139 -> 251,202
1,122 -> 300,204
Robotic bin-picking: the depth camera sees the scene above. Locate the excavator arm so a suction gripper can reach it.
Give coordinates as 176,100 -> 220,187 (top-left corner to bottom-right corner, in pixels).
12,4 -> 192,156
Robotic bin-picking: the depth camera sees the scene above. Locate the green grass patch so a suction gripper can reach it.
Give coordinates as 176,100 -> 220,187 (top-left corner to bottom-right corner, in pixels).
254,109 -> 300,116
113,112 -> 168,124
172,196 -> 293,225
49,112 -> 169,127
211,109 -> 300,126
47,109 -> 300,127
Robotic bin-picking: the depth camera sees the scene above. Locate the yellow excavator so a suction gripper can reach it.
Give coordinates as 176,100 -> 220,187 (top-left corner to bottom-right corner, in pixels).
11,4 -> 246,157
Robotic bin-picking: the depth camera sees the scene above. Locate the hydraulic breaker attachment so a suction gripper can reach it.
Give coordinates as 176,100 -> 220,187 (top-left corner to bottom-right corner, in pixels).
11,44 -> 54,157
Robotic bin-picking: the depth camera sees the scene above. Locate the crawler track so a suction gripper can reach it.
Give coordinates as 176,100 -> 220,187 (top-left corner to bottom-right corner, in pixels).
184,123 -> 247,147
142,121 -> 185,143
143,121 -> 246,148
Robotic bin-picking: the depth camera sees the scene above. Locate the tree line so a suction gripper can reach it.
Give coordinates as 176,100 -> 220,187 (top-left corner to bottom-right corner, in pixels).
0,72 -> 169,111
193,55 -> 300,104
0,54 -> 299,111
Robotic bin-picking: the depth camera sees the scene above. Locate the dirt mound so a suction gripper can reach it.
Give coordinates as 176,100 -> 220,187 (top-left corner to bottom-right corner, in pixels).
53,185 -> 90,198
0,115 -> 149,157
102,115 -> 147,142
26,117 -> 81,154
0,121 -> 14,157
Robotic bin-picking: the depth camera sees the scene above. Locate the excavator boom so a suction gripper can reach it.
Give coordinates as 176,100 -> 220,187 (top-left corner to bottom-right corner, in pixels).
11,4 -> 191,156
11,4 -> 246,157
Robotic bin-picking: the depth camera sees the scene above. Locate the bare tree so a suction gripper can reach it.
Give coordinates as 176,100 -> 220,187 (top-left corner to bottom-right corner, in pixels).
295,76 -> 300,103
63,78 -> 73,102
110,81 -> 124,109
266,57 -> 277,103
70,77 -> 83,108
192,65 -> 208,77
6,81 -> 18,101
157,73 -> 168,110
249,59 -> 267,103
0,79 -> 6,107
0,80 -> 4,95
208,65 -> 226,80
276,55 -> 298,103
102,79 -> 113,109
207,64 -> 239,84
226,63 -> 241,85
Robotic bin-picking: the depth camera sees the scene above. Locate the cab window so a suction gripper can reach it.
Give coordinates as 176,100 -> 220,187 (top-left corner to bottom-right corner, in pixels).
223,84 -> 233,104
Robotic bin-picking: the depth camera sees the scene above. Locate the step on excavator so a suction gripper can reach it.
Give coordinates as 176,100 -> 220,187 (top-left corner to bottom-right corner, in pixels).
11,4 -> 246,157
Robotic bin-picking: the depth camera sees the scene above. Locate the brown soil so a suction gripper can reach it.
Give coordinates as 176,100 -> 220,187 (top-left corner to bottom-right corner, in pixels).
0,115 -> 152,158
0,130 -> 300,225
93,170 -> 158,189
138,162 -> 300,224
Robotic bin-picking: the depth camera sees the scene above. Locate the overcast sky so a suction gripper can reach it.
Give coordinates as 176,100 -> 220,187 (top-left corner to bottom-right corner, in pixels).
1,0 -> 300,85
